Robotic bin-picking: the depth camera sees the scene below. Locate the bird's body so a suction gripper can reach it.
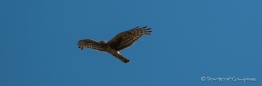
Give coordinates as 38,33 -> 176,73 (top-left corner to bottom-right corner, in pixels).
77,26 -> 152,63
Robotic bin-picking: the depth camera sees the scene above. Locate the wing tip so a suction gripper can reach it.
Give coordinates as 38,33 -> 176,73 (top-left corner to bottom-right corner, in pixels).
123,60 -> 130,64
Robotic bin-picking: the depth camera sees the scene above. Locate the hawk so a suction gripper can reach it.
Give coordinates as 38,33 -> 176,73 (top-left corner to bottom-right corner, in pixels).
77,26 -> 152,63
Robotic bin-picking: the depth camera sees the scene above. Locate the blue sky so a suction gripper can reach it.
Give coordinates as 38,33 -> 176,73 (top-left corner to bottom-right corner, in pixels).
1,0 -> 261,86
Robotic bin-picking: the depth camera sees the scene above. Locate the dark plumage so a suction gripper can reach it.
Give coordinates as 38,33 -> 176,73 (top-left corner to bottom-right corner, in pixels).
77,26 -> 152,63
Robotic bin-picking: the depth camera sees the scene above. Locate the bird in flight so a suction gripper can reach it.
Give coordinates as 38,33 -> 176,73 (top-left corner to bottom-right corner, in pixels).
77,26 -> 152,63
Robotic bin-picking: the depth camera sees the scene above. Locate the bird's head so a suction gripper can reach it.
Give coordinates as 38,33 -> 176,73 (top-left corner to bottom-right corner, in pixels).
100,40 -> 107,44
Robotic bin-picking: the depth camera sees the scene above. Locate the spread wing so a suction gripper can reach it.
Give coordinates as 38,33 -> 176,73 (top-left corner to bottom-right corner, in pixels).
77,39 -> 106,51
108,26 -> 152,51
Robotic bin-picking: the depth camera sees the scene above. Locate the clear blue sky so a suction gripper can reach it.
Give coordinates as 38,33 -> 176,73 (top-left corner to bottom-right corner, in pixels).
1,0 -> 261,86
